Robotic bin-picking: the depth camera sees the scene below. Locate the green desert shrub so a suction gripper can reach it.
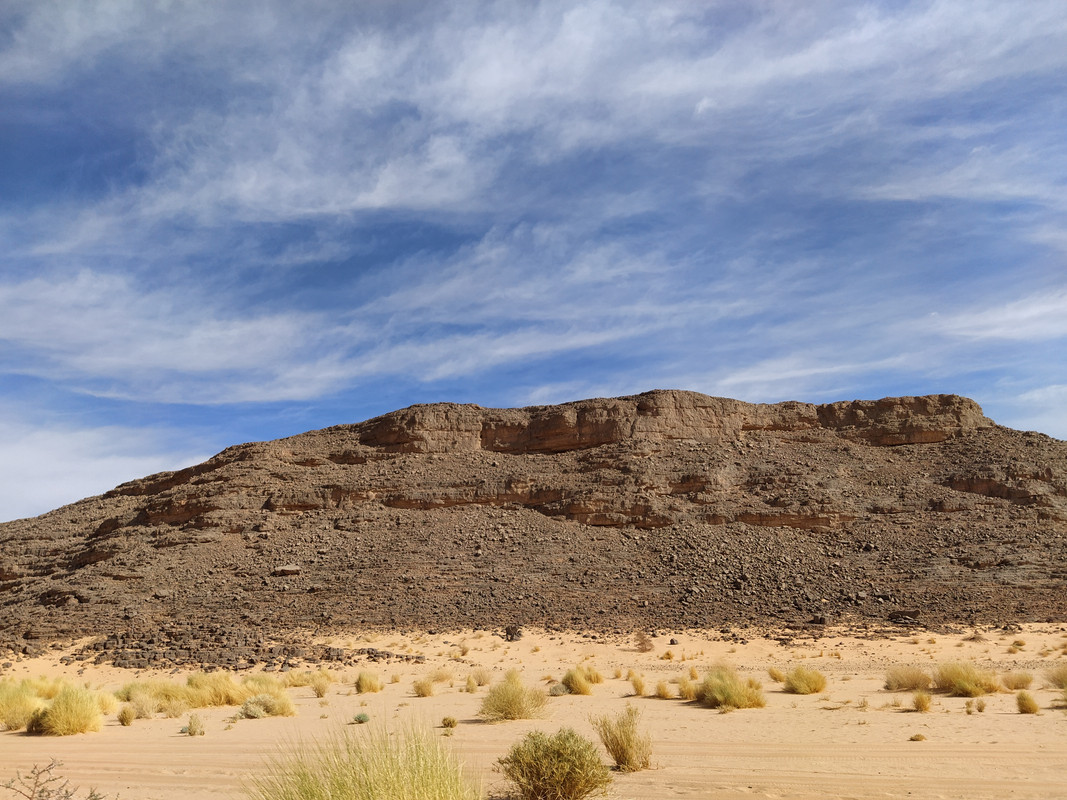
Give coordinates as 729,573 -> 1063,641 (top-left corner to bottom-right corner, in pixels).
478,671 -> 547,722
1002,672 -> 1033,691
884,665 -> 931,691
355,672 -> 384,694
0,682 -> 45,731
590,704 -> 652,773
698,666 -> 765,710
26,686 -> 103,736
497,728 -> 611,800
783,666 -> 827,695
246,725 -> 481,800
1016,691 -> 1040,714
934,663 -> 1000,697
353,713 -> 370,725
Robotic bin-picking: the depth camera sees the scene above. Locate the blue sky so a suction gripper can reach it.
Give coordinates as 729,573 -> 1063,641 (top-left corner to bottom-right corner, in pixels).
1,1 -> 1065,521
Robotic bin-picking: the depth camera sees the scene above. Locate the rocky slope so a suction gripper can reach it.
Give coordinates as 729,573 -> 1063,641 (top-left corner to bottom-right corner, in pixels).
1,390 -> 1065,668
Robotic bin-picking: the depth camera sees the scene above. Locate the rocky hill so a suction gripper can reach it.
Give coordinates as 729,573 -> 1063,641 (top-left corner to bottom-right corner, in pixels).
1,390 -> 1065,669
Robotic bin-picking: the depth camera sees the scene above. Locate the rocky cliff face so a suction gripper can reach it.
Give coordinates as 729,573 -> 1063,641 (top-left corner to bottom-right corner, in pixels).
1,391 -> 1064,669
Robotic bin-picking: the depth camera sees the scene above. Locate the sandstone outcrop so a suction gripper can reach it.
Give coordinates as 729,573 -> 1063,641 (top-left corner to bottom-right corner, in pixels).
0,390 -> 1063,668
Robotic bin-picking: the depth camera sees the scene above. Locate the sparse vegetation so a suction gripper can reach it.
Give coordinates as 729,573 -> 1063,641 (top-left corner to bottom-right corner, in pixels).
413,679 -> 435,698
441,716 -> 458,729
767,667 -> 785,683
590,704 -> 652,772
698,666 -> 765,710
186,713 -> 205,736
654,680 -> 674,700
934,663 -> 1000,697
25,687 -> 104,736
238,692 -> 296,720
0,682 -> 45,732
1016,691 -> 1039,714
1002,672 -> 1033,690
561,665 -> 602,696
247,725 -> 481,800
912,691 -> 931,713
497,728 -> 611,800
783,667 -> 827,695
355,672 -> 384,694
884,665 -> 931,691
635,632 -> 654,653
1045,664 -> 1067,689
309,671 -> 333,699
477,671 -> 547,722
2,759 -> 108,800
629,674 -> 646,697
117,705 -> 136,727
353,713 -> 370,725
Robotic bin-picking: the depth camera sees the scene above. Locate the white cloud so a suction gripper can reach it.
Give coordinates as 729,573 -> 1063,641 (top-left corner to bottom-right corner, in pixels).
0,416 -> 209,522
932,290 -> 1067,341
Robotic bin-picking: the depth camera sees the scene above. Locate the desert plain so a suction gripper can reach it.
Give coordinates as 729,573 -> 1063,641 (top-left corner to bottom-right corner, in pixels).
2,623 -> 1066,800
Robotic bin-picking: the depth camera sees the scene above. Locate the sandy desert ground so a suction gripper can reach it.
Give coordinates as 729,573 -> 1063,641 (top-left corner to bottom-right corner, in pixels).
2,624 -> 1066,800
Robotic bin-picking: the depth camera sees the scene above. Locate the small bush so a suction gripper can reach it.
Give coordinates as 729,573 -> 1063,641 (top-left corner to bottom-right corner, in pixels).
767,668 -> 785,683
353,713 -> 370,724
413,679 -> 435,698
654,681 -> 674,700
784,667 -> 827,695
1016,691 -> 1039,714
884,666 -> 931,691
698,667 -> 765,710
549,682 -> 571,697
238,692 -> 295,720
1044,664 -> 1067,689
912,691 -> 931,713
635,632 -> 654,653
186,713 -> 205,736
934,663 -> 1000,697
1002,672 -> 1033,690
590,704 -> 652,772
562,669 -> 591,696
1,759 -> 109,800
26,687 -> 103,736
309,671 -> 333,699
0,683 -> 45,732
356,672 -> 384,694
430,667 -> 453,684
470,668 -> 491,687
441,716 -> 458,729
247,725 -> 480,800
909,733 -> 926,741
676,677 -> 698,701
976,699 -> 986,713
464,675 -> 478,693
478,671 -> 547,722
629,674 -> 646,697
117,705 -> 136,727
497,728 -> 611,800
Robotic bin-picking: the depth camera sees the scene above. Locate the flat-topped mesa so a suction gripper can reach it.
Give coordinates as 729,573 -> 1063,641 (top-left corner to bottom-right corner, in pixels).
356,390 -> 993,454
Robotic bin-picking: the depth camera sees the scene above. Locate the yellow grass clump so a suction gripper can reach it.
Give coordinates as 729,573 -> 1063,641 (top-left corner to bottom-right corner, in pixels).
933,663 -> 1000,697
355,672 -> 384,694
478,670 -> 547,722
1045,664 -> 1067,689
1002,671 -> 1033,690
783,666 -> 827,695
1016,691 -> 1039,714
26,686 -> 103,736
884,665 -> 931,691
629,674 -> 646,697
238,692 -> 296,719
698,666 -> 765,710
654,680 -> 674,700
912,691 -> 932,713
0,681 -> 46,731
247,724 -> 481,800
413,679 -> 435,698
590,704 -> 652,773
498,727 -> 611,800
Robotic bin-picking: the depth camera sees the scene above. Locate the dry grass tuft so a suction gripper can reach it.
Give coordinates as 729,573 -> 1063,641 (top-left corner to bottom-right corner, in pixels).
25,686 -> 103,736
676,677 -> 698,702
412,679 -> 435,698
355,672 -> 384,694
247,724 -> 481,800
698,667 -> 765,710
0,681 -> 46,732
1002,672 -> 1033,690
912,691 -> 932,713
934,663 -> 1000,697
654,680 -> 674,700
238,692 -> 296,719
1045,664 -> 1067,689
1016,691 -> 1039,714
497,727 -> 611,800
590,704 -> 652,773
767,667 -> 786,683
478,671 -> 547,722
884,665 -> 931,691
635,631 -> 654,653
117,705 -> 136,727
629,674 -> 646,697
784,667 -> 827,695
